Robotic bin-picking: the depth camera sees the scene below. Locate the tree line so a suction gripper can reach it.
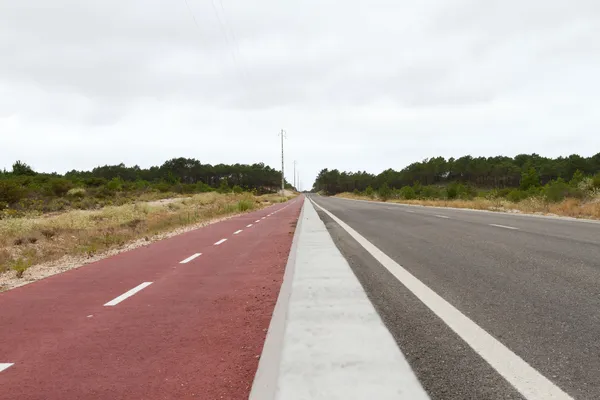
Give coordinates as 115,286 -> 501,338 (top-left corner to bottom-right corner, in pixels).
312,153 -> 600,196
0,158 -> 292,213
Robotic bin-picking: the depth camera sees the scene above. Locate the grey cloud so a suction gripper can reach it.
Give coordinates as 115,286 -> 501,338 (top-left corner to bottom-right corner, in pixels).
1,0 -> 599,188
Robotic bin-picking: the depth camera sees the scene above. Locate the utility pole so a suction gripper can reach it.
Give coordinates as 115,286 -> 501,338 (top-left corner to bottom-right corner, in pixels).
279,129 -> 285,196
293,160 -> 297,189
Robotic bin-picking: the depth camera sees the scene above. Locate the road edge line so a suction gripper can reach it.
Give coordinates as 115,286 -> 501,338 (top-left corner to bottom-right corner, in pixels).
332,195 -> 600,225
249,199 -> 306,400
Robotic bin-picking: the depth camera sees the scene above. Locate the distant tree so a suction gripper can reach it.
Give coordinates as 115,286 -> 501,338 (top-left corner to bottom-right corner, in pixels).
520,168 -> 540,190
12,161 -> 36,176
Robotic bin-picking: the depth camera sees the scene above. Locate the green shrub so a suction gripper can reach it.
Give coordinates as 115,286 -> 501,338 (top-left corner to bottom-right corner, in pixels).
364,186 -> 374,198
520,168 -> 540,190
154,182 -> 171,193
217,180 -> 230,194
378,183 -> 391,201
46,178 -> 73,197
106,177 -> 124,192
593,173 -> 600,189
237,199 -> 254,211
544,178 -> 585,202
11,258 -> 32,278
420,185 -> 443,199
399,186 -> 416,200
232,185 -> 243,194
196,182 -> 213,193
67,188 -> 86,198
506,189 -> 529,203
570,170 -> 585,186
0,180 -> 27,204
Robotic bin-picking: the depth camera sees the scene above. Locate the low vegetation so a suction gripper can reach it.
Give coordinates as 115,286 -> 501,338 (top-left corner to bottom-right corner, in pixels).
313,153 -> 600,220
0,192 -> 295,279
0,158 -> 297,280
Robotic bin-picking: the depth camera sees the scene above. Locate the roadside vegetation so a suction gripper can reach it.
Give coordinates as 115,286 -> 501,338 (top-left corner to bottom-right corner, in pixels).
0,159 -> 296,280
313,153 -> 600,219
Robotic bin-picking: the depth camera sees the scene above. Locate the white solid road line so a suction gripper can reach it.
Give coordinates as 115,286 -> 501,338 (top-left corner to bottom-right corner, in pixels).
214,238 -> 227,245
247,224 -> 253,228
179,253 -> 202,264
310,199 -> 573,400
435,215 -> 450,219
0,363 -> 14,372
489,224 -> 519,230
104,282 -> 153,307
234,230 -> 243,235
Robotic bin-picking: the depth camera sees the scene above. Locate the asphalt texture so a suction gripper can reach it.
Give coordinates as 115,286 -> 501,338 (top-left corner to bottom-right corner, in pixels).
0,199 -> 302,400
309,195 -> 600,400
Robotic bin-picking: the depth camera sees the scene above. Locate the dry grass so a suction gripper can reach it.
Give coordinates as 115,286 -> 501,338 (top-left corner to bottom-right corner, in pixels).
0,192 -> 291,279
335,192 -> 600,220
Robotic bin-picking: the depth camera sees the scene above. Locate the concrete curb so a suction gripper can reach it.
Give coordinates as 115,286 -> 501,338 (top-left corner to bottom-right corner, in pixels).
249,199 -> 306,400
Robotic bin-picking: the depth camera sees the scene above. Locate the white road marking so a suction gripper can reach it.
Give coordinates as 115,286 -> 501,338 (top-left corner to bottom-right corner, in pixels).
310,199 -> 573,400
234,230 -> 243,235
214,238 -> 227,245
104,282 -> 153,307
180,253 -> 202,264
87,315 -> 93,318
262,216 -> 266,219
247,224 -> 253,228
404,210 -> 415,213
490,224 -> 519,230
434,214 -> 450,219
0,363 -> 14,372
255,220 -> 261,223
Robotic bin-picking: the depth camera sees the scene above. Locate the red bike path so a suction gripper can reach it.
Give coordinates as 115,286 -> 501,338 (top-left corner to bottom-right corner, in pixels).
0,197 -> 303,400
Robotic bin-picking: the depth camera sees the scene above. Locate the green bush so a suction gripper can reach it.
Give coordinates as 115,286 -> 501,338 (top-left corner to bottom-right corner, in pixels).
0,180 -> 27,205
106,177 -> 124,192
154,182 -> 171,193
506,189 -> 529,203
364,186 -> 374,198
378,183 -> 391,201
232,185 -> 243,194
420,185 -> 442,199
544,178 -> 585,202
593,173 -> 600,189
217,180 -> 230,194
67,188 -> 86,198
399,186 -> 416,200
237,199 -> 254,212
520,168 -> 540,190
570,169 -> 585,186
46,178 -> 73,197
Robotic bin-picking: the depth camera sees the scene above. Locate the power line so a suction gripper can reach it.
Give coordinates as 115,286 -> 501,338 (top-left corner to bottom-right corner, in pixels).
183,0 -> 200,29
209,0 -> 244,77
218,0 -> 246,77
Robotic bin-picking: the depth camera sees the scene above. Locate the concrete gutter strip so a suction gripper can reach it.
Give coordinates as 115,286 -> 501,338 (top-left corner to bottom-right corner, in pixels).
249,200 -> 306,400
251,198 -> 429,400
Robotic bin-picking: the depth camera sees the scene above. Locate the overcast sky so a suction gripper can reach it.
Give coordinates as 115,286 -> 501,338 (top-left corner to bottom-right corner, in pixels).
1,0 -> 599,189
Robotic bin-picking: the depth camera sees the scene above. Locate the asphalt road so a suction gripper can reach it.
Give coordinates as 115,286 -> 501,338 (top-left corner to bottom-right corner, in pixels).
309,195 -> 600,400
0,199 -> 302,400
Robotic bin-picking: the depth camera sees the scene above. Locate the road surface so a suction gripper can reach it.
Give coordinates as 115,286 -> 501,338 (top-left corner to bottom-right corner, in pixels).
308,194 -> 600,400
0,199 -> 302,400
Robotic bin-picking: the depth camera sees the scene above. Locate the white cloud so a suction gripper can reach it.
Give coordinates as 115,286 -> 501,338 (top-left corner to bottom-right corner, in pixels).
1,0 -> 599,188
